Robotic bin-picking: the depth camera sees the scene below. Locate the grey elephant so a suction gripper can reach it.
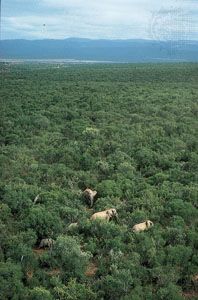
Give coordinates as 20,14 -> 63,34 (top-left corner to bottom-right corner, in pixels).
68,222 -> 78,229
39,238 -> 54,249
83,188 -> 97,207
90,208 -> 118,222
132,220 -> 154,233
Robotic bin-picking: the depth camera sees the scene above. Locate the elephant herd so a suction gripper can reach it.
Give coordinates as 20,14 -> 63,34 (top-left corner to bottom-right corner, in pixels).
38,188 -> 154,249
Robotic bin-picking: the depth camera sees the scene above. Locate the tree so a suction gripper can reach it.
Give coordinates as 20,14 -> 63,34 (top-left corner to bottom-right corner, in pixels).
54,279 -> 96,300
28,287 -> 53,300
24,206 -> 63,238
0,261 -> 26,300
53,236 -> 91,279
156,283 -> 183,300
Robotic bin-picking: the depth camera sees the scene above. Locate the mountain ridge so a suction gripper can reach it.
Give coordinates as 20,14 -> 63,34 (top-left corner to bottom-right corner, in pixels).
1,38 -> 198,62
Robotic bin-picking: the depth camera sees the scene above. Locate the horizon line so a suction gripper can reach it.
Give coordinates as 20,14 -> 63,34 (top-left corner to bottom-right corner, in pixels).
1,37 -> 198,42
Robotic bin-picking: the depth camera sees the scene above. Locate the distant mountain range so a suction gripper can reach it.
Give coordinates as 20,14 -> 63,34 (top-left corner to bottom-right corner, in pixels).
0,38 -> 198,62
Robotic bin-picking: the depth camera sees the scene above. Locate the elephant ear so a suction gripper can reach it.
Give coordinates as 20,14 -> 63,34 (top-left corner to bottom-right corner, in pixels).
113,209 -> 117,216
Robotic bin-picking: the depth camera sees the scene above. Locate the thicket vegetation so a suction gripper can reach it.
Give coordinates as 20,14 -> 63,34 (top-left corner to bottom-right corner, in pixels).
0,63 -> 197,300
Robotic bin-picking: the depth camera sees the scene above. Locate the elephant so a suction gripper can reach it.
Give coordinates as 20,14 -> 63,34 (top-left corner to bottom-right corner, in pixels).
68,222 -> 78,229
83,188 -> 97,207
39,238 -> 54,249
90,208 -> 118,221
132,220 -> 154,232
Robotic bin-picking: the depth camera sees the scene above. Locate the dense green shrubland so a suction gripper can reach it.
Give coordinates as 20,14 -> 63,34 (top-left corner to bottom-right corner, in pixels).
0,63 -> 197,299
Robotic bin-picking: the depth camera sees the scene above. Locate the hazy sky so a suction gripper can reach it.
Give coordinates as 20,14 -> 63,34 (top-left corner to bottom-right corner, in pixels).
2,0 -> 198,40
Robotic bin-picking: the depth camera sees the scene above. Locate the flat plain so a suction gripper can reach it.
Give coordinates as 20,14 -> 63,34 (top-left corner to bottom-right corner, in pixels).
0,63 -> 197,300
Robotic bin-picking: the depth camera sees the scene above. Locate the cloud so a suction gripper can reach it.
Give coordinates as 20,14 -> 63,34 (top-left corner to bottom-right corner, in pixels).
2,0 -> 198,40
